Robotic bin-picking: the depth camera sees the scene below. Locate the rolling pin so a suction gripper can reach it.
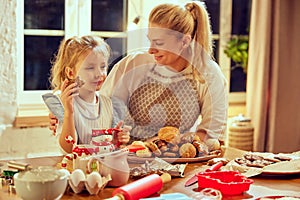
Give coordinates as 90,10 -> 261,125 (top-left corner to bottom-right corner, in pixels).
106,173 -> 171,200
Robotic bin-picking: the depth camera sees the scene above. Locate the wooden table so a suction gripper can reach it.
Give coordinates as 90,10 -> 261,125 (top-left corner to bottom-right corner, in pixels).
1,156 -> 300,200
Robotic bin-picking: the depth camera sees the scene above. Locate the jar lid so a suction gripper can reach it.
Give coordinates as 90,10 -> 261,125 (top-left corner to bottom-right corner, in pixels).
233,114 -> 251,122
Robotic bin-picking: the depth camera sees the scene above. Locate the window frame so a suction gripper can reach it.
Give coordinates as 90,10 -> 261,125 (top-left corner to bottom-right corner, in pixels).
218,0 -> 246,104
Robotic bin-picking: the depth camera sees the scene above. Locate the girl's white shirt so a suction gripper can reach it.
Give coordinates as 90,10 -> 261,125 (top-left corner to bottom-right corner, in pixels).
73,93 -> 112,144
57,92 -> 113,154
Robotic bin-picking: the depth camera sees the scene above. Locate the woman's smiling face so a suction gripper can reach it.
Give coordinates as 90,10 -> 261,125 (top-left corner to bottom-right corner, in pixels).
147,24 -> 187,71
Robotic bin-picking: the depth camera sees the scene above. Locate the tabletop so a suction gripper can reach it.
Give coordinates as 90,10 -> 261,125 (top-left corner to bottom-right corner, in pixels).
1,156 -> 300,200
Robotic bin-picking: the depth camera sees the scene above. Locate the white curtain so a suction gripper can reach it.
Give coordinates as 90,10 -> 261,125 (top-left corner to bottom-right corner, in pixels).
246,0 -> 300,153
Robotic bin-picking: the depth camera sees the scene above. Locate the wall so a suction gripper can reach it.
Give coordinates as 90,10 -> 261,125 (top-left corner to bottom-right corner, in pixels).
0,126 -> 62,160
0,0 -> 63,160
0,1 -> 17,128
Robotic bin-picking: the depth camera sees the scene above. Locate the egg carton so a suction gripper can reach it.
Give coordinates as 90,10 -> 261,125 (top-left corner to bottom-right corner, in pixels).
68,169 -> 111,195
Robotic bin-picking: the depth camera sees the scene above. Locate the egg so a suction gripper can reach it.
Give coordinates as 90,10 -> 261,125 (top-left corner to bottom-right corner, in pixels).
58,168 -> 70,177
86,171 -> 102,188
70,169 -> 85,187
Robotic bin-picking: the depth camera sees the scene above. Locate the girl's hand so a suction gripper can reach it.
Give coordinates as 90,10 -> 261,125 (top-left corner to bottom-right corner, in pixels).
60,79 -> 79,114
118,125 -> 131,144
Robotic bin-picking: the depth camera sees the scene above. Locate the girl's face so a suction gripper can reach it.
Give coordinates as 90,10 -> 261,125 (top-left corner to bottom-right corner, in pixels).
77,51 -> 108,93
147,23 -> 188,71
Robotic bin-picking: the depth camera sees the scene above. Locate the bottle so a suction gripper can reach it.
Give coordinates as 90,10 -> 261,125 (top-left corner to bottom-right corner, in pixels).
106,173 -> 171,200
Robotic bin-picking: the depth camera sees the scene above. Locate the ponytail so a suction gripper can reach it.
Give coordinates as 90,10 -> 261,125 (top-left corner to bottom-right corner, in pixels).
185,2 -> 213,57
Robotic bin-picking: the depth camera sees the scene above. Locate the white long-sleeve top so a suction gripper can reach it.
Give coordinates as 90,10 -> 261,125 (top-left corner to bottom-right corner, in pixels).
100,51 -> 228,142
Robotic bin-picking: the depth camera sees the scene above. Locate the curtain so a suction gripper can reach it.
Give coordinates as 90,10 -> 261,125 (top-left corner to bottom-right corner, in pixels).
247,0 -> 300,153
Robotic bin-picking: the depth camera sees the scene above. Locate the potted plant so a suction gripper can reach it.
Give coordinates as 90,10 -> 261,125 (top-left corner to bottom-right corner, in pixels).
224,36 -> 249,73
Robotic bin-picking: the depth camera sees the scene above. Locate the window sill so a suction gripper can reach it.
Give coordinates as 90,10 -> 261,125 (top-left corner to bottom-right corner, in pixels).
14,104 -> 50,128
14,102 -> 246,128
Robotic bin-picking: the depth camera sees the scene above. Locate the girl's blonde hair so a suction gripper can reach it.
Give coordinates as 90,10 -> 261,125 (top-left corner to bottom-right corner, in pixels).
148,1 -> 213,57
50,35 -> 110,91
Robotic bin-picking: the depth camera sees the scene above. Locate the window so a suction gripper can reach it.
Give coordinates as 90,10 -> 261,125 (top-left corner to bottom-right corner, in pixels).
203,0 -> 252,102
17,0 -> 128,105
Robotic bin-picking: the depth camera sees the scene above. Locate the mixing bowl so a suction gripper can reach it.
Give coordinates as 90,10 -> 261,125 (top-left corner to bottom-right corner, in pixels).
14,167 -> 69,200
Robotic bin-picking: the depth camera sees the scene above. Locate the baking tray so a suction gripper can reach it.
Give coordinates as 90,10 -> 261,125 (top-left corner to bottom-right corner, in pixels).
127,152 -> 221,164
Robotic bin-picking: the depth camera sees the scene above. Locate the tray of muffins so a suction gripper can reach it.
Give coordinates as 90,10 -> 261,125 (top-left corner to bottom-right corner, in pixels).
127,126 -> 222,164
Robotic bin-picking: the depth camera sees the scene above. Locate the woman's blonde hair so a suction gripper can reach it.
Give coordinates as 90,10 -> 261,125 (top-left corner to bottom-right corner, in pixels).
148,1 -> 213,57
50,35 -> 110,91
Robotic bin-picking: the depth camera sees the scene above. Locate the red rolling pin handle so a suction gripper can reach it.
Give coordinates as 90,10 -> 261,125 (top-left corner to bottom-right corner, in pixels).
107,173 -> 171,200
205,161 -> 224,172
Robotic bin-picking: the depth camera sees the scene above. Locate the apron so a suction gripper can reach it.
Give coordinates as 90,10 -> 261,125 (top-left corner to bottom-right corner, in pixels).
125,65 -> 201,141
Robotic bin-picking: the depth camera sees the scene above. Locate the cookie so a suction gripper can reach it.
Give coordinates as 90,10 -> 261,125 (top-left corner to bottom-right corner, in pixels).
179,143 -> 197,158
180,133 -> 195,144
274,155 -> 292,161
144,142 -> 162,156
162,152 -> 177,157
132,141 -> 146,147
192,140 -> 209,156
168,143 -> 179,153
136,149 -> 152,158
69,76 -> 85,88
158,126 -> 181,145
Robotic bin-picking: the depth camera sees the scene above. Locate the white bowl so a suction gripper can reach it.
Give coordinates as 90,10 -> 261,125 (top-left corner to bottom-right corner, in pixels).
14,167 -> 69,200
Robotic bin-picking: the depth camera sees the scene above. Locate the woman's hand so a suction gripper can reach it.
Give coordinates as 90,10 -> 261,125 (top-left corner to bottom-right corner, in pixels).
49,112 -> 58,135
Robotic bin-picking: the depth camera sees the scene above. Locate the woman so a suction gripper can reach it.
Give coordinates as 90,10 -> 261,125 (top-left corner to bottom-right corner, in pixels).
100,1 -> 228,145
50,2 -> 228,147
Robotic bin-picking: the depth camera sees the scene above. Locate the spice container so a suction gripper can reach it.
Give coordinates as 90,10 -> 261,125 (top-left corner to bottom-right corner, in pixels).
227,114 -> 254,151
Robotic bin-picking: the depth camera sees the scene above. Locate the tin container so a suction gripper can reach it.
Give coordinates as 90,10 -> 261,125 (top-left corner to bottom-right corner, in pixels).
228,115 -> 254,151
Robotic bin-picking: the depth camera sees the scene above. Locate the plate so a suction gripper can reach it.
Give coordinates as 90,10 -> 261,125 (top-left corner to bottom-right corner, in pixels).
127,153 -> 221,164
256,196 -> 300,199
261,158 -> 300,176
261,169 -> 300,176
226,149 -> 300,176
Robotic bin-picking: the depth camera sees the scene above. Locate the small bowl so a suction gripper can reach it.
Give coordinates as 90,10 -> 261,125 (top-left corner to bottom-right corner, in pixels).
14,167 -> 69,200
196,170 -> 253,195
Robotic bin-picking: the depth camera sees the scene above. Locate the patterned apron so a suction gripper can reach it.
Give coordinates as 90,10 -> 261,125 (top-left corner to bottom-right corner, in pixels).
125,65 -> 201,141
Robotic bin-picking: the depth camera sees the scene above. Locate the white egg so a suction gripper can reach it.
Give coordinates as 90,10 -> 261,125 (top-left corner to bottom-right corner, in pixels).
58,168 -> 70,177
70,169 -> 86,187
86,171 -> 102,188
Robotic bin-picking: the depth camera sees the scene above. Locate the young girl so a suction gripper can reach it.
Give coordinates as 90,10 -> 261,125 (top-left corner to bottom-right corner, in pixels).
49,35 -> 130,153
